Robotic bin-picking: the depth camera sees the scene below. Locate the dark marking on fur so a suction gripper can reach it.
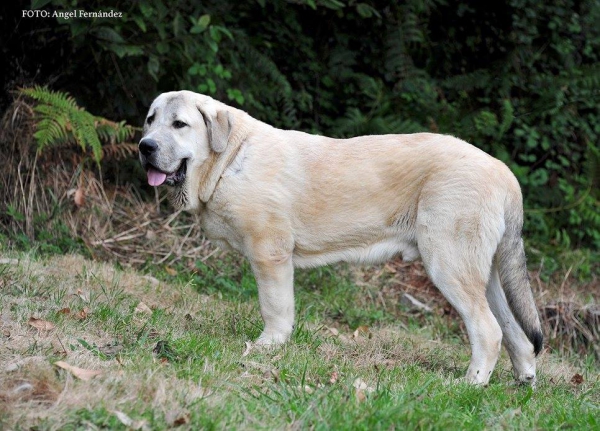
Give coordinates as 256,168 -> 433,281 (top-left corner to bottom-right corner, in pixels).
164,95 -> 183,118
169,185 -> 188,209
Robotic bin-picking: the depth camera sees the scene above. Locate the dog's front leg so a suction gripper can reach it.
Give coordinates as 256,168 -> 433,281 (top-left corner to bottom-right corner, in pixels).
250,252 -> 295,345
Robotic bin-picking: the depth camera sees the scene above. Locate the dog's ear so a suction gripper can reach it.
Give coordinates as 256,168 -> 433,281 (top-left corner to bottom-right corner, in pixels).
197,103 -> 231,153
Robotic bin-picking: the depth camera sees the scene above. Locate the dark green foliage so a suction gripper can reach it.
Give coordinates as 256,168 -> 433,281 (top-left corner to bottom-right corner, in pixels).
5,0 -> 600,254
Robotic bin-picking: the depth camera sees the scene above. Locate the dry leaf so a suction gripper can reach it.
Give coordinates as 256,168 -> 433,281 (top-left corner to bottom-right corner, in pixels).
503,407 -> 522,419
329,371 -> 339,384
166,410 -> 190,427
173,414 -> 190,427
54,361 -> 103,381
13,382 -> 34,394
297,385 -> 314,394
326,327 -> 339,336
272,369 -> 281,382
112,410 -> 147,430
75,289 -> 89,302
5,362 -> 20,372
52,338 -> 68,356
383,263 -> 397,273
353,378 -> 375,393
165,266 -> 178,276
75,307 -> 90,320
113,410 -> 134,427
352,325 -> 370,339
0,258 -> 19,265
355,388 -> 367,403
58,307 -> 71,315
74,187 -> 85,207
5,356 -> 45,373
401,293 -> 433,312
28,317 -> 55,331
262,368 -> 280,382
241,341 -> 252,357
134,302 -> 152,315
338,334 -> 351,343
353,378 -> 374,403
99,343 -> 123,356
142,275 -> 160,286
571,373 -> 584,385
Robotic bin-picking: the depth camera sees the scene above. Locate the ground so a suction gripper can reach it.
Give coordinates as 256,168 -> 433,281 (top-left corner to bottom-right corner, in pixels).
1,252 -> 598,430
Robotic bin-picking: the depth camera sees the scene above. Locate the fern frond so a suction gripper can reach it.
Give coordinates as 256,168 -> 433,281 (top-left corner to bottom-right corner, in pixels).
19,86 -> 138,165
442,69 -> 491,92
384,25 -> 416,82
332,107 -> 424,138
373,116 -> 423,134
21,86 -> 79,111
34,118 -> 70,148
235,38 -> 298,127
101,143 -> 140,161
402,11 -> 424,44
557,64 -> 600,90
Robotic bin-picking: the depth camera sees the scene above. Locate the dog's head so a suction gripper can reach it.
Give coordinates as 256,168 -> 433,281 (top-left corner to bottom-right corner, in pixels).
139,90 -> 236,209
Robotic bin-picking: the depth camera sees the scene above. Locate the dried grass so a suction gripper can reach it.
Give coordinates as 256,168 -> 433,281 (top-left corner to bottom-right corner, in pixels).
0,254 -> 225,428
0,96 -> 216,268
66,175 -> 215,267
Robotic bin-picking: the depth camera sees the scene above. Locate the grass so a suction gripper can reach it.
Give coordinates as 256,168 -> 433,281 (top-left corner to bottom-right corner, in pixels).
1,251 -> 599,430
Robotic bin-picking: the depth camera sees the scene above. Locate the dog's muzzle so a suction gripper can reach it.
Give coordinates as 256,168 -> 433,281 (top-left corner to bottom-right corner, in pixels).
139,138 -> 187,187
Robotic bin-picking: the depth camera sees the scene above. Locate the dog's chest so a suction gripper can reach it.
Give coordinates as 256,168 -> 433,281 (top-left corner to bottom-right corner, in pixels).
201,209 -> 244,252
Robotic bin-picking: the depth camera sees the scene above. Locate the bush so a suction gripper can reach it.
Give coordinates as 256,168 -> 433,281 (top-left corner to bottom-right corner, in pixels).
2,0 -> 599,252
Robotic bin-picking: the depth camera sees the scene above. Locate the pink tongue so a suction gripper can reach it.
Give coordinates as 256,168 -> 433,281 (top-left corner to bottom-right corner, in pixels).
147,168 -> 167,186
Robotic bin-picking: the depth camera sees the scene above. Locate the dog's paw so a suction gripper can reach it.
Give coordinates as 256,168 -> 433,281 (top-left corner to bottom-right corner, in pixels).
255,331 -> 289,346
514,373 -> 537,388
448,376 -> 488,387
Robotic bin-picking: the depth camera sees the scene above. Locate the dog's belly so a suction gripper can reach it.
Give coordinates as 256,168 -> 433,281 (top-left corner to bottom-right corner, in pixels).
292,236 -> 420,268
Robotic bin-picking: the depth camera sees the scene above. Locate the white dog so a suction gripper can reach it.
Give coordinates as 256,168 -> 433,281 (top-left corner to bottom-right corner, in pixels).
139,90 -> 543,385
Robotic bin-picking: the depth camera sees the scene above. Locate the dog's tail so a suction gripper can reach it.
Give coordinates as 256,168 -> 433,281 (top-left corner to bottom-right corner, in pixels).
496,191 -> 543,355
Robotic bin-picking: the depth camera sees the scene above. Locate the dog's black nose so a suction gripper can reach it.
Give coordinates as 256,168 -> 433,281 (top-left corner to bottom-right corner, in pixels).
139,138 -> 158,156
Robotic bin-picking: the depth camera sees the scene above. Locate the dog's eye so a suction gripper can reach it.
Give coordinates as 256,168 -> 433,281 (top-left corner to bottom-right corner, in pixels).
172,120 -> 187,129
147,114 -> 155,125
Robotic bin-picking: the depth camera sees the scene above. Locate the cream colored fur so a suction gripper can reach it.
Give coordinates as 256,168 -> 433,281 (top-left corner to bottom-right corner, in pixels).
139,90 -> 542,386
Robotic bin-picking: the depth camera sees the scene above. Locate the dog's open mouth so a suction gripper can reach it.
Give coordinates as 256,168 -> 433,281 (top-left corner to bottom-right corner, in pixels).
146,159 -> 187,187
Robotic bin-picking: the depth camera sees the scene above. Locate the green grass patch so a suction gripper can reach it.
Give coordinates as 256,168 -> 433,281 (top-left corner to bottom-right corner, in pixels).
0,252 -> 598,430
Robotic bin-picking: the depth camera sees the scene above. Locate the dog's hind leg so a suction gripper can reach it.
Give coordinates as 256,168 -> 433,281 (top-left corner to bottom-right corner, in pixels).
426,267 -> 503,385
417,209 -> 503,385
486,265 -> 537,384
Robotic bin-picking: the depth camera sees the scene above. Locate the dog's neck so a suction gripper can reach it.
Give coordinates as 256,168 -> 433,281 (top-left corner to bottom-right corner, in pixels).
196,114 -> 250,204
